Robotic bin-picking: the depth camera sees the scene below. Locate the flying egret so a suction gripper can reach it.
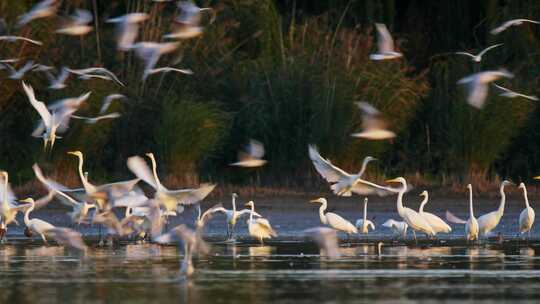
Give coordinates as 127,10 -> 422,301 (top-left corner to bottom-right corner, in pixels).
100,94 -> 127,114
212,193 -> 261,240
446,184 -> 479,242
455,44 -> 503,62
16,0 -> 58,27
0,35 -> 43,46
71,112 -> 122,124
369,23 -> 403,60
310,198 -> 357,236
164,1 -> 214,39
518,183 -> 535,239
477,180 -> 512,237
3,61 -> 38,79
66,151 -> 142,210
230,140 -> 267,167
491,18 -> 540,35
245,201 -> 277,244
41,66 -> 71,90
355,198 -> 375,234
0,171 -> 27,227
303,227 -> 340,259
382,219 -> 408,238
127,153 -> 215,213
493,84 -> 539,101
457,69 -> 514,109
55,9 -> 93,36
67,67 -> 125,86
351,102 -> 396,140
145,67 -> 194,77
106,13 -> 149,50
418,190 -> 451,234
308,145 -> 386,197
128,42 -> 181,80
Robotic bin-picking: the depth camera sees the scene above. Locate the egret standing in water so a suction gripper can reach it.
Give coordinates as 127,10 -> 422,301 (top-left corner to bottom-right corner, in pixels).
418,191 -> 451,234
355,198 -> 375,234
310,198 -> 357,238
212,193 -> 261,241
477,180 -> 512,237
518,183 -> 535,239
446,184 -> 479,242
245,201 -> 277,244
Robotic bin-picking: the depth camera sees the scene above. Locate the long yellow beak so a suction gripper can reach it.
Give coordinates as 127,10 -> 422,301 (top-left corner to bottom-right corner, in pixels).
67,151 -> 78,155
385,178 -> 400,183
309,199 -> 320,203
19,198 -> 33,203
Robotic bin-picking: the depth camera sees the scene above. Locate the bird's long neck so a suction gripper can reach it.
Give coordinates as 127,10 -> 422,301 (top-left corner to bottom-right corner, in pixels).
249,203 -> 254,221
396,184 -> 406,216
197,205 -> 202,221
232,195 -> 236,213
419,194 -> 428,213
149,155 -> 164,190
24,202 -> 34,226
2,175 -> 7,205
363,200 -> 367,222
76,154 -> 93,191
522,186 -> 530,209
319,201 -> 328,225
358,158 -> 370,176
469,188 -> 474,218
497,183 -> 506,217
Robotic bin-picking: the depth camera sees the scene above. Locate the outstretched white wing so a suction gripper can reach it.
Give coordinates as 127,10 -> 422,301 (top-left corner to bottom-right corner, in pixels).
308,145 -> 350,183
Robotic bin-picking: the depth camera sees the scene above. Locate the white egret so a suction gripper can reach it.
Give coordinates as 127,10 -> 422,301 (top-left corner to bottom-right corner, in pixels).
446,184 -> 479,242
19,198 -> 56,243
418,190 -> 451,234
518,183 -> 535,238
145,67 -> 194,77
16,0 -> 58,27
310,198 -> 357,236
99,94 -> 127,114
457,69 -> 514,109
369,23 -> 403,60
493,84 -> 539,101
382,219 -> 408,238
212,193 -> 261,240
164,1 -> 214,39
230,139 -> 267,167
477,180 -> 512,236
245,201 -> 277,244
67,67 -> 125,86
351,102 -> 396,140
106,13 -> 149,51
0,35 -> 43,46
128,42 -> 180,80
355,198 -> 375,234
127,153 -> 216,213
41,67 -> 71,90
308,145 -> 386,197
4,61 -> 38,79
0,171 -> 27,227
491,18 -> 540,35
55,9 -> 93,36
303,227 -> 340,259
66,151 -> 142,209
71,112 -> 121,124
455,44 -> 503,62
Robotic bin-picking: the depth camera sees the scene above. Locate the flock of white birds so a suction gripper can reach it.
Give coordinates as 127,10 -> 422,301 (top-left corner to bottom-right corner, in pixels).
0,0 -> 539,277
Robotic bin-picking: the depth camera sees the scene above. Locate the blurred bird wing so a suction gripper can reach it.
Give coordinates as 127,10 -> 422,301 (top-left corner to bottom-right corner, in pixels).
477,43 -> 503,57
74,9 -> 93,24
254,218 -> 277,236
308,145 -> 350,183
200,202 -> 224,223
177,1 -> 202,25
493,83 -> 511,93
445,211 -> 467,224
466,80 -> 488,109
236,209 -> 262,218
247,139 -> 265,158
22,81 -> 51,128
0,179 -> 16,203
454,51 -> 475,58
127,156 -> 158,189
168,183 -> 216,205
351,183 -> 392,197
375,23 -> 394,53
34,190 -> 55,209
49,227 -> 86,251
98,178 -> 140,197
303,227 -> 340,258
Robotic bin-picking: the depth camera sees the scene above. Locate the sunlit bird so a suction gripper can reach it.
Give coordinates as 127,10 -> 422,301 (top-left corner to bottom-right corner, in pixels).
72,112 -> 122,124
493,84 -> 539,101
100,94 -> 127,114
129,42 -> 181,80
107,13 -> 149,51
2,61 -> 38,80
455,43 -> 503,62
351,102 -> 396,140
491,18 -> 540,35
1,171 -> 27,228
230,139 -> 267,167
245,201 -> 277,244
355,198 -> 375,234
477,180 -> 512,237
165,1 -> 214,39
56,9 -> 93,36
369,23 -> 403,60
310,198 -> 357,236
308,145 -> 386,197
0,35 -> 43,46
303,227 -> 340,259
16,0 -> 59,28
446,184 -> 479,242
457,69 -> 514,109
67,67 -> 125,86
518,182 -> 535,239
382,219 -> 408,238
212,193 -> 261,240
418,190 -> 451,234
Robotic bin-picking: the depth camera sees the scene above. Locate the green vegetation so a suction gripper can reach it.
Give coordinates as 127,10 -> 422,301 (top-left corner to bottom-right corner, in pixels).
1,0 -> 540,190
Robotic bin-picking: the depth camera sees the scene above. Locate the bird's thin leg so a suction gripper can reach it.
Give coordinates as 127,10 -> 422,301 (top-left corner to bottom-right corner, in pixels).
413,231 -> 417,245
41,234 -> 49,245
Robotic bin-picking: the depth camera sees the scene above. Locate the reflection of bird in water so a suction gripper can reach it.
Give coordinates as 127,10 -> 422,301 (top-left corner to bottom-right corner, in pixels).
248,246 -> 273,257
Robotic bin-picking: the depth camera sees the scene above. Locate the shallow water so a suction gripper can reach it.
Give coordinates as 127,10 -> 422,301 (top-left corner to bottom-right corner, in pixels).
2,240 -> 540,303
